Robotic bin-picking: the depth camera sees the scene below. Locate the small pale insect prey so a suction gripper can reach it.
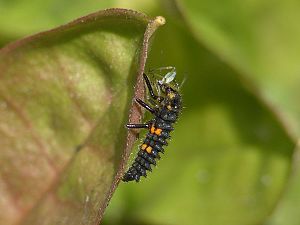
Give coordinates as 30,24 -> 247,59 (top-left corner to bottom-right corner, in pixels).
122,67 -> 182,182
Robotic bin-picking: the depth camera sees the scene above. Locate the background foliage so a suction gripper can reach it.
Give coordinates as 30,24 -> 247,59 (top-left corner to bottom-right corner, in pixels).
1,0 -> 300,225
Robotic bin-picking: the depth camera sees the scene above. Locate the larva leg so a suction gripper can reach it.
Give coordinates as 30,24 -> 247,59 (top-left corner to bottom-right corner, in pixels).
143,73 -> 158,100
135,98 -> 156,114
126,123 -> 150,129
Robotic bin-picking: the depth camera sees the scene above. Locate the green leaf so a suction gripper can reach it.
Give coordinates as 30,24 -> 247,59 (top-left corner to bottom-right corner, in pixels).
103,3 -> 296,225
174,0 -> 300,224
0,0 -> 116,44
0,8 -> 165,225
176,0 -> 300,138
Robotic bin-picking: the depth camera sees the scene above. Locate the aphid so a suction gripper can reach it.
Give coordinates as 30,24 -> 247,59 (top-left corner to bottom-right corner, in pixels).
122,67 -> 182,182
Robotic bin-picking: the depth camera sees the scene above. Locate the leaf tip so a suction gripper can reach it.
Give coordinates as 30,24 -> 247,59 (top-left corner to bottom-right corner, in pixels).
154,16 -> 166,26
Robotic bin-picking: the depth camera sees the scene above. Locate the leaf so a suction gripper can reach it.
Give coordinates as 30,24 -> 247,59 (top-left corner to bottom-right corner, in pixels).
0,0 -> 116,45
102,2 -> 296,225
173,0 -> 300,224
175,0 -> 300,138
0,8 -> 165,225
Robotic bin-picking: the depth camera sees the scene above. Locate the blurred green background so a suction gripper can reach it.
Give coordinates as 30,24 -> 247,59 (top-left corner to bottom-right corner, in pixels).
1,0 -> 300,225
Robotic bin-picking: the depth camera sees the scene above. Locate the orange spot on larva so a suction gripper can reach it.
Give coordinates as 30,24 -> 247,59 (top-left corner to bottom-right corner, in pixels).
150,125 -> 155,134
146,146 -> 152,153
155,128 -> 162,135
141,144 -> 147,150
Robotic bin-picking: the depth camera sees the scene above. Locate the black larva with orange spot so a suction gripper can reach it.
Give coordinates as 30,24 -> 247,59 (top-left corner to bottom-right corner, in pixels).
123,68 -> 182,182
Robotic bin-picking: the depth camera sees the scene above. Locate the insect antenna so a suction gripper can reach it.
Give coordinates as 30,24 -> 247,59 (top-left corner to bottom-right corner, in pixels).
179,74 -> 188,89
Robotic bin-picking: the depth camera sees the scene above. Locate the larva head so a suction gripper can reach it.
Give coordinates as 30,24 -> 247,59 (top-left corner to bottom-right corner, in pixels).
158,70 -> 181,110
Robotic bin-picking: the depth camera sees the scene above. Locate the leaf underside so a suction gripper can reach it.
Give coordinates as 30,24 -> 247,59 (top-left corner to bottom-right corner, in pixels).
0,8 -> 165,225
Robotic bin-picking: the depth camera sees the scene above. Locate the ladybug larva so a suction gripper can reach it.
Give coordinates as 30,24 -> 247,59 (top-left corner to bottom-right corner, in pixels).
123,67 -> 182,182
